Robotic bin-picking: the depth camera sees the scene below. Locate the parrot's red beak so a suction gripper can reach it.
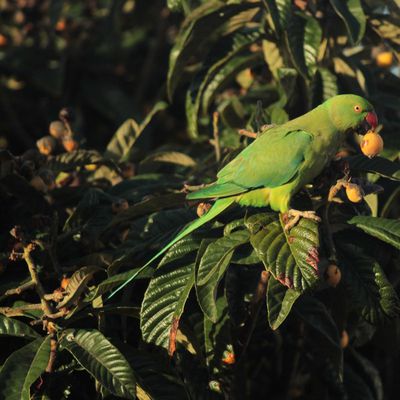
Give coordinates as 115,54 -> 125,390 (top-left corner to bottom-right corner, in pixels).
366,111 -> 378,130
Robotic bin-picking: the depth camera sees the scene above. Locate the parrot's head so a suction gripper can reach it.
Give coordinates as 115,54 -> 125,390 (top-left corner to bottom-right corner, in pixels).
325,94 -> 378,135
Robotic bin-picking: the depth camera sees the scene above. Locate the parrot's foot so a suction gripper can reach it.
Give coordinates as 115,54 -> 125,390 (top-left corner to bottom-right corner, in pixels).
328,179 -> 348,202
283,209 -> 321,231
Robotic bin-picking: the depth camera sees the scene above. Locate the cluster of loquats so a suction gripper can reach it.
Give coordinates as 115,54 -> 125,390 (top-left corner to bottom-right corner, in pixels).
36,109 -> 79,157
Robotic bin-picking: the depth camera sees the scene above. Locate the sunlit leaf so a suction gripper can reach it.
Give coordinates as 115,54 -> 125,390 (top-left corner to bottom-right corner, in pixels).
60,329 -> 136,399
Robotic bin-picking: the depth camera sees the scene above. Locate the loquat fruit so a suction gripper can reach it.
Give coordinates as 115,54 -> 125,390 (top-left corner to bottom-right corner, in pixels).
345,183 -> 363,203
324,264 -> 341,287
49,120 -> 66,139
340,330 -> 349,349
360,131 -> 384,158
376,51 -> 393,68
36,136 -> 57,156
62,137 -> 79,152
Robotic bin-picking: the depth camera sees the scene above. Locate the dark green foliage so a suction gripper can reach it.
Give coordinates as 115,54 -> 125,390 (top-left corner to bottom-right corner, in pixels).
0,0 -> 399,399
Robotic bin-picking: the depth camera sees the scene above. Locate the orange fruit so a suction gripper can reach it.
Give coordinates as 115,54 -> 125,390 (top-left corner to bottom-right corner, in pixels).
340,330 -> 349,349
61,277 -> 70,290
222,352 -> 235,365
345,183 -> 363,203
0,34 -> 7,47
196,202 -> 212,217
55,19 -> 66,32
324,264 -> 341,287
376,51 -> 393,68
62,137 -> 78,152
360,131 -> 384,158
49,120 -> 66,139
36,136 -> 56,156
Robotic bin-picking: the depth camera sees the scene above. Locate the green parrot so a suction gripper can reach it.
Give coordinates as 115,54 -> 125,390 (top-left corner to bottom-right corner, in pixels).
107,94 -> 377,299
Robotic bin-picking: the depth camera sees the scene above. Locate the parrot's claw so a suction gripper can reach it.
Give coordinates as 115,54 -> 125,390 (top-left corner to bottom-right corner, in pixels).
284,209 -> 321,231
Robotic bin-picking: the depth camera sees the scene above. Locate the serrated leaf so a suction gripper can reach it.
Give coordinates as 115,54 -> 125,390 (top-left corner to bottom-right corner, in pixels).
57,266 -> 102,309
85,268 -> 153,302
346,155 -> 400,181
0,336 -> 51,400
329,0 -> 366,45
285,13 -> 319,79
263,0 -> 292,33
267,277 -> 301,330
140,151 -> 196,169
60,329 -> 136,399
140,261 -> 195,351
318,67 -> 338,100
203,295 -> 233,369
140,229 -> 200,353
338,241 -> 400,324
0,315 -> 39,339
246,213 -> 320,291
187,51 -> 263,137
196,230 -> 249,322
262,39 -> 284,79
105,102 -> 168,162
167,1 -> 260,99
348,216 -> 400,250
46,150 -> 115,174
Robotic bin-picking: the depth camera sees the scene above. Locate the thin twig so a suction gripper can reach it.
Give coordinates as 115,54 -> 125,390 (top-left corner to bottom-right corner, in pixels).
4,280 -> 35,296
0,303 -> 42,317
23,244 -> 55,316
238,129 -> 257,139
46,333 -> 58,373
210,112 -> 221,163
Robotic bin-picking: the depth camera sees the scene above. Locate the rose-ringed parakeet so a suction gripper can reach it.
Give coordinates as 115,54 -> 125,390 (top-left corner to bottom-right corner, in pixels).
107,94 -> 378,299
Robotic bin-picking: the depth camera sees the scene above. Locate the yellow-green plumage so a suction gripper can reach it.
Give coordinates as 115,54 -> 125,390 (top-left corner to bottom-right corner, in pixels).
107,94 -> 376,299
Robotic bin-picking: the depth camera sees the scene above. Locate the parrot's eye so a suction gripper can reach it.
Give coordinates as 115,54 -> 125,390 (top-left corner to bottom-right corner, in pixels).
354,105 -> 362,113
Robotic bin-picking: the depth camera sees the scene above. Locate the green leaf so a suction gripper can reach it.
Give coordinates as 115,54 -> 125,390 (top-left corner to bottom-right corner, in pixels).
187,51 -> 263,137
140,258 -> 195,351
303,15 -> 322,72
140,151 -> 196,169
285,13 -> 320,79
267,277 -> 301,330
167,1 -> 260,99
105,102 -> 168,162
246,213 -> 320,292
46,150 -> 115,174
85,268 -> 153,302
0,336 -> 51,400
196,230 -> 249,322
263,0 -> 292,33
337,242 -> 400,324
348,216 -> 400,250
262,39 -> 284,79
318,67 -> 338,100
329,0 -> 366,45
60,329 -> 136,399
294,295 -> 341,349
0,315 -> 39,339
346,155 -> 400,181
203,295 -> 233,369
57,266 -> 102,309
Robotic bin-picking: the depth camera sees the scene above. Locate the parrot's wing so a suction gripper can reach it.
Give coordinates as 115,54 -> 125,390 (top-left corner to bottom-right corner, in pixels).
187,129 -> 312,200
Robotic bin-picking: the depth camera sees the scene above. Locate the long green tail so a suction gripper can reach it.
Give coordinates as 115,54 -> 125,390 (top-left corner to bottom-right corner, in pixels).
106,197 -> 235,301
